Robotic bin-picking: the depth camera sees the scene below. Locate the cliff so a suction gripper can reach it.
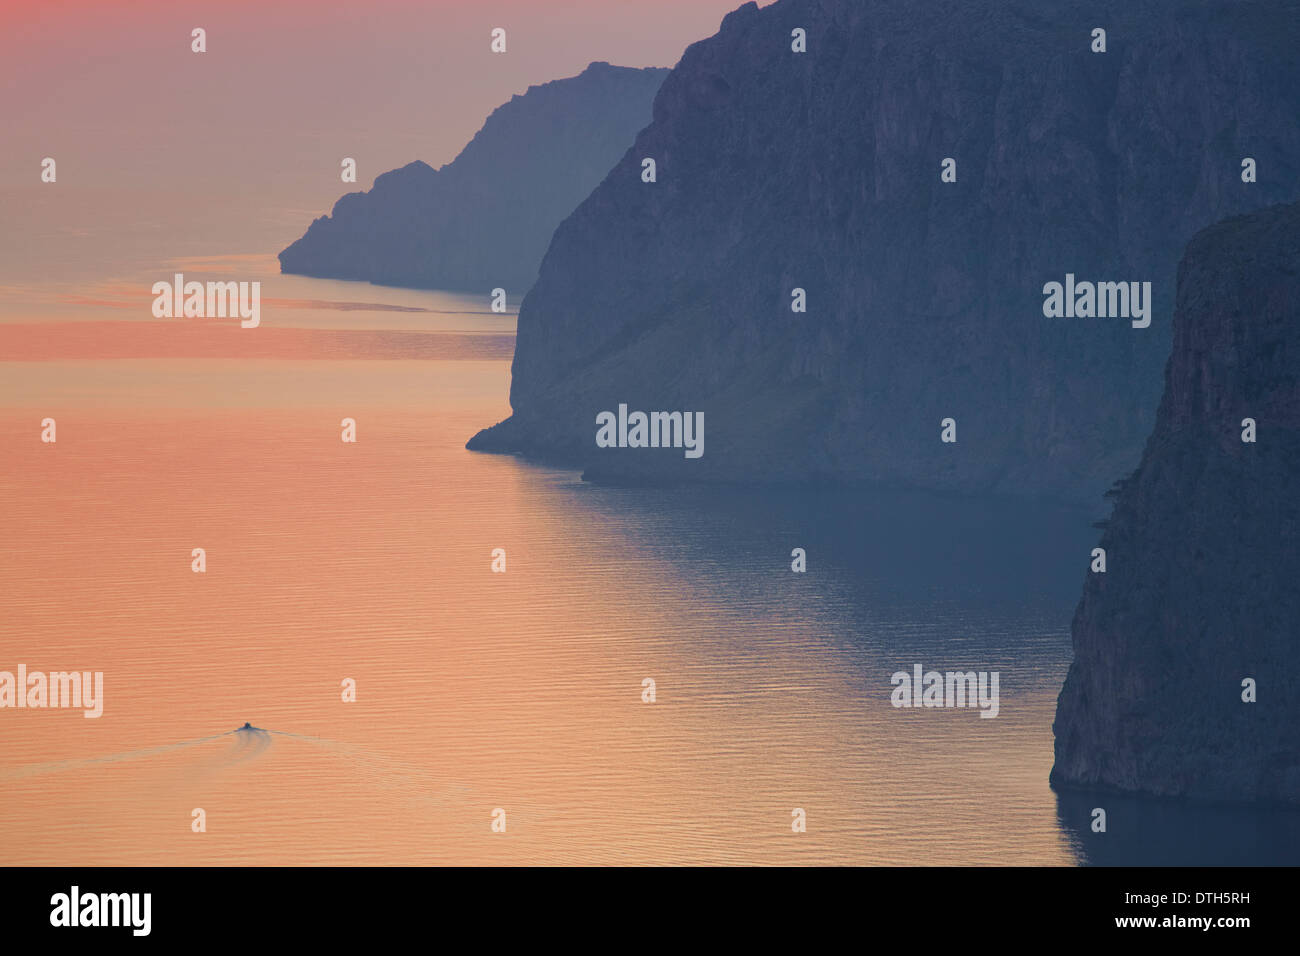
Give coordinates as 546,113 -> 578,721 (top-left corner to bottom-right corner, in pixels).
1052,201 -> 1300,805
278,62 -> 668,292
469,0 -> 1300,503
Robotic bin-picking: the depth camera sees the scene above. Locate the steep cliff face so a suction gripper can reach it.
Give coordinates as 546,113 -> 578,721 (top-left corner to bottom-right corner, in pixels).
1052,201 -> 1300,805
469,0 -> 1300,502
278,62 -> 667,292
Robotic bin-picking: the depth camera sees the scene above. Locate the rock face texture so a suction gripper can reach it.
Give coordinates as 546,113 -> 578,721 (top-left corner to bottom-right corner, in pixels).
468,0 -> 1300,502
1052,201 -> 1300,806
278,62 -> 668,292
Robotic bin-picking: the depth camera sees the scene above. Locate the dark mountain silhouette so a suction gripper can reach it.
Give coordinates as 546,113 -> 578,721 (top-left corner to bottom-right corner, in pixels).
469,0 -> 1300,503
279,62 -> 668,293
1052,201 -> 1300,806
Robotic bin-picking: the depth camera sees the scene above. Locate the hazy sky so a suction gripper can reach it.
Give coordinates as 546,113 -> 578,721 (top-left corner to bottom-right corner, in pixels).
0,0 -> 753,283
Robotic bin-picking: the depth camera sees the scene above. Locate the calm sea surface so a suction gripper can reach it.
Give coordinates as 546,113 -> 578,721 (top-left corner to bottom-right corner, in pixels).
2,259 -> 1297,865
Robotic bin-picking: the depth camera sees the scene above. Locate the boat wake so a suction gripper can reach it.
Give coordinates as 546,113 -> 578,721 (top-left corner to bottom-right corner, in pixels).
1,723 -> 283,781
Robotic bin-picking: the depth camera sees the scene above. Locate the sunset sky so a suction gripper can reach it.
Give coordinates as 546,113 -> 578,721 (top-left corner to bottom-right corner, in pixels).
0,0 -> 752,287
